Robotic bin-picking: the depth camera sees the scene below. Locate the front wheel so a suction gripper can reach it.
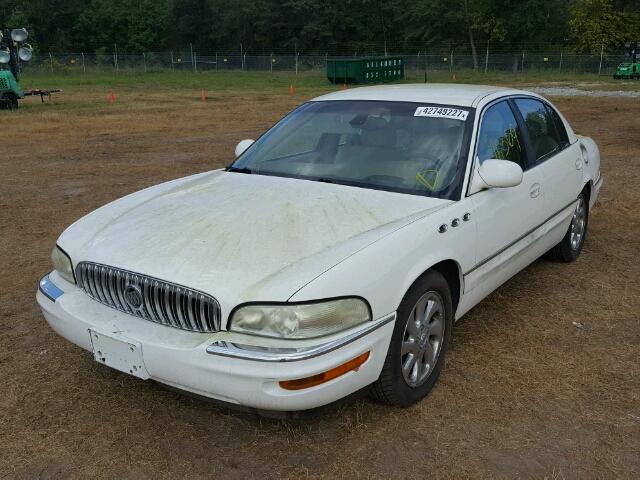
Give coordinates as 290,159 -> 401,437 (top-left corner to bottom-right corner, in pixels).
371,270 -> 453,406
546,193 -> 589,262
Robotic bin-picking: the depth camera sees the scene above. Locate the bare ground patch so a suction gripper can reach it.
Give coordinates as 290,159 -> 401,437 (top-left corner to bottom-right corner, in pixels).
1,90 -> 638,479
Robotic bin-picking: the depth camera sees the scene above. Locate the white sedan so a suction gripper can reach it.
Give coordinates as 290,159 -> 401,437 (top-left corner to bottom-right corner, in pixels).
38,84 -> 602,412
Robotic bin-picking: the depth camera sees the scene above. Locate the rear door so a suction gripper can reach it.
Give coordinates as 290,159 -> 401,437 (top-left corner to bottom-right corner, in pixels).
512,98 -> 582,245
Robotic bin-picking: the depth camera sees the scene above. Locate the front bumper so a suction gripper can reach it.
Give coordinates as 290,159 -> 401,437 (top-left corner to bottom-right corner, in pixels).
37,272 -> 395,411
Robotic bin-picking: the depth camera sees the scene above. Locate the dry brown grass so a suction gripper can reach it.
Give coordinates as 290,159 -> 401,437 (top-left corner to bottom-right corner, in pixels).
0,86 -> 638,479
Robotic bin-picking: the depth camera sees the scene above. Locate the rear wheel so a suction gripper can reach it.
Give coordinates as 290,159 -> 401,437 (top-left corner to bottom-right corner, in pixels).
371,270 -> 453,406
0,93 -> 18,110
546,193 -> 588,262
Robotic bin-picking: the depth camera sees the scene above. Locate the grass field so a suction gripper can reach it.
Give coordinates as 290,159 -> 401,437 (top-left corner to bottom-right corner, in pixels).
1,71 -> 639,479
18,68 -> 640,95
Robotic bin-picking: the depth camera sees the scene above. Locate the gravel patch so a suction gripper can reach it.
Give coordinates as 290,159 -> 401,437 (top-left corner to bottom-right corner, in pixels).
530,86 -> 640,97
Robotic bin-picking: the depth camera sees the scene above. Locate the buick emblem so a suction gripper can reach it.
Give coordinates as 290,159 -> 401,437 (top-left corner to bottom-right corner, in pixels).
123,284 -> 144,310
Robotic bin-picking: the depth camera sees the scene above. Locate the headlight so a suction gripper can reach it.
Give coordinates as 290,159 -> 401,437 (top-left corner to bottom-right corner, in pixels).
51,246 -> 75,284
229,298 -> 371,339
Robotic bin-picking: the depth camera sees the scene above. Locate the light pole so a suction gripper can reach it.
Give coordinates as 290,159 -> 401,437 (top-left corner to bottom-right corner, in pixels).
0,27 -> 33,81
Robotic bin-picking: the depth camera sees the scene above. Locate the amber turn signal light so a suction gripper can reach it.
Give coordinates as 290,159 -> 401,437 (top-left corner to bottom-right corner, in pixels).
279,351 -> 370,390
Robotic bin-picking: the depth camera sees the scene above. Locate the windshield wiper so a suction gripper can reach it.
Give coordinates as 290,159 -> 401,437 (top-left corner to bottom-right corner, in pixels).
226,166 -> 253,174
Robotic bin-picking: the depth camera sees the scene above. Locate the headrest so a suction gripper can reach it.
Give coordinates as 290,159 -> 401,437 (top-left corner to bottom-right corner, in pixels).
360,117 -> 396,148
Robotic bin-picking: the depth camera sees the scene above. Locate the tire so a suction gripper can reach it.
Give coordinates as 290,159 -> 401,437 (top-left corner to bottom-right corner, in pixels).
546,193 -> 588,262
371,270 -> 453,406
0,93 -> 18,110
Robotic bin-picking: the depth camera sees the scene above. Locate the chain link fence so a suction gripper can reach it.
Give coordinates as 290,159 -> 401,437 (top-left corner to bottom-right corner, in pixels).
16,50 -> 631,76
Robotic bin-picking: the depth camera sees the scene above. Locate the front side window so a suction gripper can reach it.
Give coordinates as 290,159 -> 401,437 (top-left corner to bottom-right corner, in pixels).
231,100 -> 473,199
476,101 -> 526,169
514,98 -> 561,162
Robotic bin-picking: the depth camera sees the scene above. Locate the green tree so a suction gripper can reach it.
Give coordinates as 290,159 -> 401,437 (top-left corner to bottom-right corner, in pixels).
75,0 -> 170,52
570,0 -> 640,53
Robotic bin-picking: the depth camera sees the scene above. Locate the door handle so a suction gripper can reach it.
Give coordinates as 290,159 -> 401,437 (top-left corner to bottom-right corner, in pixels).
529,183 -> 541,198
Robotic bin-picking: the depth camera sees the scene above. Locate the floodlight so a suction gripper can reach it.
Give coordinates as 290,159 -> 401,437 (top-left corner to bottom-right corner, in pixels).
18,44 -> 33,61
11,28 -> 28,42
0,48 -> 10,64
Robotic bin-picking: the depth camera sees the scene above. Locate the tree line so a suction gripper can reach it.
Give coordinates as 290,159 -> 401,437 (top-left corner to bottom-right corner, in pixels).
1,0 -> 638,62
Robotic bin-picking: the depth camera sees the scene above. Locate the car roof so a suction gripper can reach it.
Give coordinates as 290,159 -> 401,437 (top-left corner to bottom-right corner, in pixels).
311,83 -> 529,107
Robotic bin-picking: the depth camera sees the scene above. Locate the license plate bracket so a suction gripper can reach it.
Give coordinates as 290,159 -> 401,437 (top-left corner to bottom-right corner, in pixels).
89,330 -> 149,380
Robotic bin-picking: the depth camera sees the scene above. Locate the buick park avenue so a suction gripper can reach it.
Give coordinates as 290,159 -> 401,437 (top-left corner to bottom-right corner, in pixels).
38,84 -> 602,412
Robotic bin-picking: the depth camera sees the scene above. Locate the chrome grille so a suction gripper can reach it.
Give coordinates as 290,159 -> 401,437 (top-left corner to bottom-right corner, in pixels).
76,262 -> 221,333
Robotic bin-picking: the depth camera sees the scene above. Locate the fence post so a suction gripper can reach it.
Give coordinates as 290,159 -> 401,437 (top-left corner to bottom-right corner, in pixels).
424,50 -> 428,82
416,51 -> 420,73
215,52 -> 218,72
559,51 -> 563,71
81,52 -> 86,73
194,52 -> 198,73
450,50 -> 453,72
598,44 -> 604,75
270,52 -> 273,73
484,41 -> 489,73
49,52 -> 53,73
295,43 -> 298,76
190,43 -> 195,73
114,44 -> 118,73
143,52 -> 147,73
521,50 -> 525,72
240,43 -> 243,71
170,51 -> 174,70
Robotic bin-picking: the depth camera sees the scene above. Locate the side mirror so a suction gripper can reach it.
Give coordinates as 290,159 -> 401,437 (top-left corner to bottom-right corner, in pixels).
235,139 -> 254,158
470,159 -> 523,192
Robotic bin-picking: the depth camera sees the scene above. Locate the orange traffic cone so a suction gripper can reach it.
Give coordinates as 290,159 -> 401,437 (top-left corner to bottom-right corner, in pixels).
200,89 -> 207,101
108,92 -> 116,104
289,81 -> 295,95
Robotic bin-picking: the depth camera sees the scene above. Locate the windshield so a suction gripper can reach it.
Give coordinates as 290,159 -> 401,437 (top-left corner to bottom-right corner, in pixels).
230,100 -> 473,199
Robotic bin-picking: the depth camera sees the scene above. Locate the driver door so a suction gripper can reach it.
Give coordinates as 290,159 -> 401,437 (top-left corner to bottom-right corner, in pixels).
464,100 -> 546,303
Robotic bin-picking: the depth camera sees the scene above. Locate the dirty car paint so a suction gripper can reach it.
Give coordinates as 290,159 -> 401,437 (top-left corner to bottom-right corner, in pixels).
58,170 -> 450,319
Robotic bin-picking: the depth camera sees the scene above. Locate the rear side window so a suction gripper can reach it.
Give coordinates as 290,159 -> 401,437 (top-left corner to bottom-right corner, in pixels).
514,98 -> 561,162
545,104 -> 570,147
477,101 -> 527,170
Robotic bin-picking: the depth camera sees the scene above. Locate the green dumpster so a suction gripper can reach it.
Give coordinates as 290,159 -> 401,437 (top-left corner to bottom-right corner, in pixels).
326,56 -> 404,84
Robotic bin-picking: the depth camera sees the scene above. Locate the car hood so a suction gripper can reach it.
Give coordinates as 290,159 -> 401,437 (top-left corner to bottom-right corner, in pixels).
59,170 -> 450,317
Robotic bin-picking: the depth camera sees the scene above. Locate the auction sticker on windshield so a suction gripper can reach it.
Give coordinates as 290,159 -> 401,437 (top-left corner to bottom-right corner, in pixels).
414,106 -> 468,121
